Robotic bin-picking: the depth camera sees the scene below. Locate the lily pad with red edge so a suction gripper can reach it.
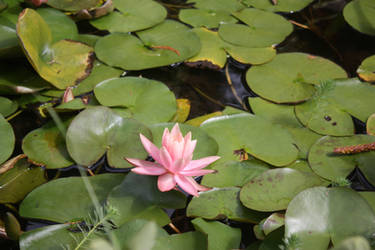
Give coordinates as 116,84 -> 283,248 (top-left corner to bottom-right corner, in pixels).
179,9 -> 237,29
343,0 -> 375,36
0,158 -> 47,203
0,114 -> 14,165
19,173 -> 124,223
201,113 -> 298,167
22,120 -> 74,169
90,0 -> 166,33
94,77 -> 177,125
308,135 -> 375,184
218,8 -> 293,48
66,106 -> 151,168
149,122 -> 218,160
357,54 -> 375,82
240,168 -> 324,212
46,0 -> 101,12
186,187 -> 268,223
201,159 -> 269,188
94,20 -> 201,70
295,78 -> 375,136
285,187 -> 375,250
242,0 -> 314,12
17,8 -> 94,90
245,53 -> 348,103
106,173 -> 186,227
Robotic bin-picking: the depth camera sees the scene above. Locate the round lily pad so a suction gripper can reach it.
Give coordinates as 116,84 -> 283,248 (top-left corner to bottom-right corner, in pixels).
94,77 -> 177,124
186,28 -> 227,69
0,96 -> 17,117
246,53 -> 347,103
95,20 -> 201,70
90,0 -> 166,33
367,114 -> 375,135
0,114 -> 14,164
149,123 -> 218,160
46,0 -> 100,11
308,135 -> 375,184
295,78 -> 375,136
218,8 -> 293,48
187,0 -> 245,13
179,9 -> 237,29
343,0 -> 375,36
66,106 -> 151,168
17,8 -> 94,89
240,168 -> 324,212
187,187 -> 267,223
20,173 -> 124,223
224,45 -> 276,65
201,159 -> 269,188
357,55 -> 375,82
22,120 -> 74,169
242,0 -> 314,12
285,187 -> 375,250
201,113 -> 299,167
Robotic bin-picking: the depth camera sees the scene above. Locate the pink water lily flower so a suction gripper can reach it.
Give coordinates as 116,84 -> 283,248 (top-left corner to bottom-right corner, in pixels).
126,124 -> 220,197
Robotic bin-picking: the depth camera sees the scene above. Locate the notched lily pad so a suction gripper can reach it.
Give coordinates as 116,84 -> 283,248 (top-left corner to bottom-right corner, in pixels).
17,8 -> 94,89
95,20 -> 200,70
246,53 -> 347,103
94,77 -> 177,125
66,106 -> 151,168
90,0 -> 166,33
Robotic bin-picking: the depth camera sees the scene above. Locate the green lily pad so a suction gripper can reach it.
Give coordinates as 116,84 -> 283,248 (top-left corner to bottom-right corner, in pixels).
249,97 -> 321,159
343,0 -> 375,36
106,173 -> 186,226
359,192 -> 375,213
20,173 -> 124,223
179,9 -> 237,29
224,45 -> 276,65
153,231 -> 207,250
94,77 -> 177,125
186,28 -> 227,69
258,227 -> 285,250
55,96 -> 99,111
0,158 -> 47,203
187,0 -> 244,13
20,224 -> 83,250
218,8 -> 293,48
201,113 -> 298,166
295,78 -> 375,136
261,213 -> 285,236
4,212 -> 21,240
0,96 -> 17,117
22,120 -> 74,169
73,61 -> 123,96
149,122 -> 218,160
0,114 -> 14,165
367,114 -> 375,135
246,53 -> 347,103
37,8 -> 78,43
331,236 -> 371,250
187,187 -> 268,223
240,168 -> 324,212
242,0 -> 314,12
0,2 -> 22,58
90,0 -> 166,33
95,20 -> 200,70
201,159 -> 269,188
308,135 -> 375,184
287,160 -> 330,186
17,8 -> 94,89
285,187 -> 375,250
46,0 -> 101,11
192,218 -> 241,250
76,34 -> 100,47
66,106 -> 151,168
0,62 -> 48,94
357,54 -> 375,82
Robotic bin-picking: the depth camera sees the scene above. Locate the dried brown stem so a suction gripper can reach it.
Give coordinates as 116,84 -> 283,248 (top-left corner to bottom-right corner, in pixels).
333,142 -> 375,155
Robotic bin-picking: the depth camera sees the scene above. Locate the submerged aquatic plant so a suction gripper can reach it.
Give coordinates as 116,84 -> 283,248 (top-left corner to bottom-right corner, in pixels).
126,124 -> 220,196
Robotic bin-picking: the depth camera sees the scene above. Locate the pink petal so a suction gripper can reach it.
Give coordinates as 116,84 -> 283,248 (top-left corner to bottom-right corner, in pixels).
182,133 -> 196,162
171,123 -> 183,142
175,175 -> 199,196
140,134 -> 161,163
127,159 -> 167,175
158,173 -> 176,192
170,140 -> 184,160
184,156 -> 221,171
159,147 -> 173,170
161,128 -> 170,148
173,158 -> 185,172
179,169 -> 216,176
